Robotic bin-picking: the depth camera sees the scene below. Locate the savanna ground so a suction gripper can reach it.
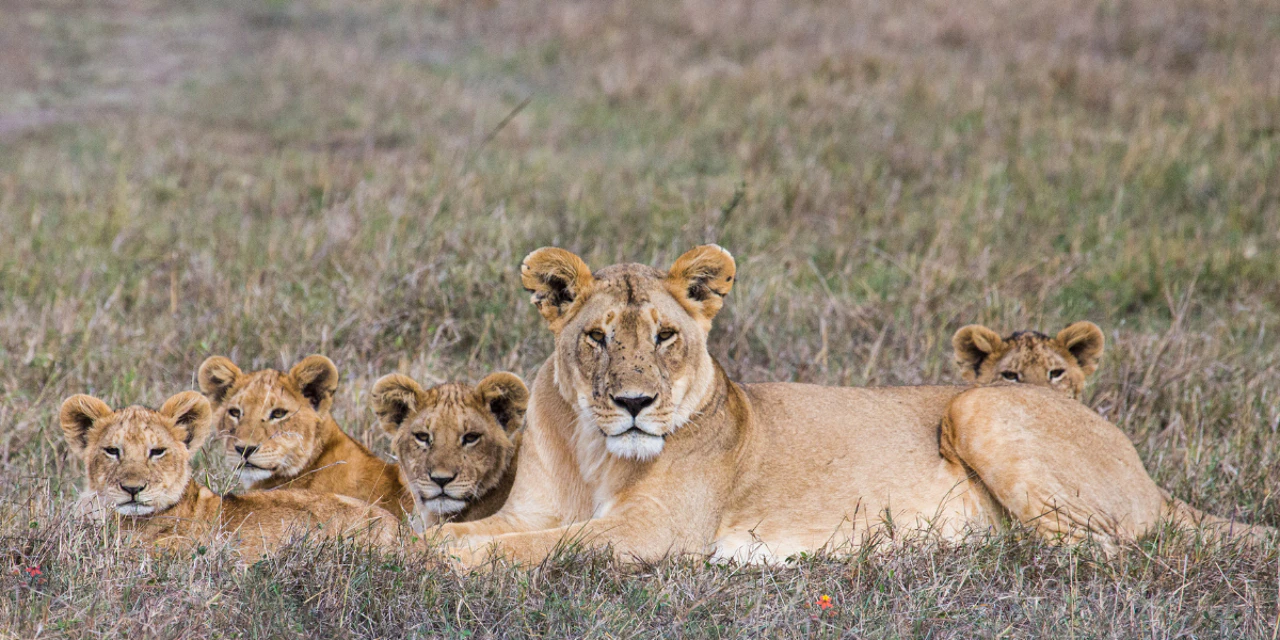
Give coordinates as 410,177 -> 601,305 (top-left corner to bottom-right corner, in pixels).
1,0 -> 1279,636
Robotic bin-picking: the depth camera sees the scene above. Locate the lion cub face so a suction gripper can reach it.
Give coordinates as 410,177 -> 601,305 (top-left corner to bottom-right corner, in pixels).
197,355 -> 339,486
370,373 -> 527,518
60,392 -> 213,516
519,245 -> 735,461
952,321 -> 1105,399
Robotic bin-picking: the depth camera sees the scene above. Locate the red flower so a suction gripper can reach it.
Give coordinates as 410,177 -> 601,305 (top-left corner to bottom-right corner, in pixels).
816,594 -> 833,610
25,567 -> 42,577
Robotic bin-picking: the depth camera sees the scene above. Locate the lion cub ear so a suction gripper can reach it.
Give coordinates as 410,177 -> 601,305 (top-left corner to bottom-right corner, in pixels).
158,391 -> 214,451
371,374 -> 426,434
1057,321 -> 1105,377
521,247 -> 595,329
289,355 -> 340,412
952,325 -> 1004,382
59,395 -> 115,457
665,245 -> 736,329
476,372 -> 529,434
197,356 -> 243,406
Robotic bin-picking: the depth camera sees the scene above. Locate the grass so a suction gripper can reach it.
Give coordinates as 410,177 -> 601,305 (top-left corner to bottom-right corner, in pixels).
1,0 -> 1278,636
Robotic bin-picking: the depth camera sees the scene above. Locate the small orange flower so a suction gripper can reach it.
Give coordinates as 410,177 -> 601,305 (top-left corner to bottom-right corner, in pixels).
816,594 -> 833,610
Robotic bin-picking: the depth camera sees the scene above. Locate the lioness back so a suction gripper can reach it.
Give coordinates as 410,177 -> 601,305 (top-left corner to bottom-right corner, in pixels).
952,322 -> 1105,399
198,355 -> 413,518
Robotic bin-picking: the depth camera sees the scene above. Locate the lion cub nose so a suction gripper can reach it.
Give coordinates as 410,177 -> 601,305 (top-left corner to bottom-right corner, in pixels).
612,394 -> 655,417
120,483 -> 146,498
234,444 -> 259,458
429,474 -> 456,488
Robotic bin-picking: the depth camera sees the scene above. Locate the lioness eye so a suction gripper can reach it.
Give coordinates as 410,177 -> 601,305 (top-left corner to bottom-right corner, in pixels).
227,408 -> 242,419
1001,371 -> 1020,382
269,408 -> 288,420
150,448 -> 166,458
587,329 -> 607,345
462,432 -> 482,445
103,447 -> 120,458
1049,369 -> 1066,380
656,329 -> 677,343
413,432 -> 432,446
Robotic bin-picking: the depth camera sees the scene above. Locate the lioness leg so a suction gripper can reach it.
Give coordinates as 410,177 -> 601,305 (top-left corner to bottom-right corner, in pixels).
941,386 -> 1166,549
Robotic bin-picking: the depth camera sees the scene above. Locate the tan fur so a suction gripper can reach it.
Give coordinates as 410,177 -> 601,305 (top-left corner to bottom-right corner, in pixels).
198,355 -> 412,518
952,322 -> 1105,399
370,373 -> 527,529
59,392 -> 397,560
438,247 -> 1270,566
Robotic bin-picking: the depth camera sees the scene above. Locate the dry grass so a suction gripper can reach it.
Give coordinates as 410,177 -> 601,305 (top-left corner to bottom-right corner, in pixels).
1,0 -> 1278,636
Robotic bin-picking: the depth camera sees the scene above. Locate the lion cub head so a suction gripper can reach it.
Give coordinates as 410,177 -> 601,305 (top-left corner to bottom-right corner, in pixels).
520,245 -> 735,461
197,355 -> 339,486
951,321 -> 1105,399
60,392 -> 213,516
370,373 -> 528,520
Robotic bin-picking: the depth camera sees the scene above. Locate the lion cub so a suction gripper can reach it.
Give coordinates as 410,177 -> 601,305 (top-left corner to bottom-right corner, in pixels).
198,355 -> 412,518
951,321 -> 1105,399
60,391 -> 397,559
370,372 -> 528,529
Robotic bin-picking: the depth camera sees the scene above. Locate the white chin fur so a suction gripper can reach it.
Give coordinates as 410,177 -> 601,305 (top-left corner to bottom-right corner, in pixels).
237,467 -> 274,486
420,497 -> 468,515
605,431 -> 665,461
115,503 -> 156,516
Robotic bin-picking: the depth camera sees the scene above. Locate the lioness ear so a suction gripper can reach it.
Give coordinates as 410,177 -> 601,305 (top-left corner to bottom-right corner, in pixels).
1057,321 -> 1105,377
158,391 -> 214,451
371,374 -> 425,434
475,372 -> 529,434
289,355 -> 340,412
521,247 -> 595,329
197,356 -> 243,406
59,395 -> 114,457
665,244 -> 736,329
952,325 -> 1004,382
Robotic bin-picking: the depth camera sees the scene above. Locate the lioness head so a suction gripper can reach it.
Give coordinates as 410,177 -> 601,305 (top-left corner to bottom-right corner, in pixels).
197,355 -> 339,486
951,321 -> 1105,399
370,373 -> 528,518
520,245 -> 735,461
59,391 -> 213,517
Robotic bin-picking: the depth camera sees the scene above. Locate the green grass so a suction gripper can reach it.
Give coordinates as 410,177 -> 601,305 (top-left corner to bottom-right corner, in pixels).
1,0 -> 1279,636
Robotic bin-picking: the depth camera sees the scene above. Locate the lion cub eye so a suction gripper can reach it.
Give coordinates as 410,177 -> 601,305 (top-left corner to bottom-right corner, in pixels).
1001,371 -> 1021,382
269,408 -> 288,420
227,408 -> 242,420
413,432 -> 432,446
149,448 -> 167,459
1048,368 -> 1066,381
461,432 -> 482,445
586,329 -> 607,345
103,447 -> 120,459
656,329 -> 677,343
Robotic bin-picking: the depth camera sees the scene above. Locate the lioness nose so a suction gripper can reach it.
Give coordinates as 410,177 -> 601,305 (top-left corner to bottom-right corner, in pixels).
120,483 -> 146,497
429,474 -> 455,488
612,394 -> 655,417
234,444 -> 259,458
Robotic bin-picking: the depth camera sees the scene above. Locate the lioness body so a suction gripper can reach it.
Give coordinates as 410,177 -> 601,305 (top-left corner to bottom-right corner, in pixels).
60,392 -> 397,560
441,246 -> 1266,565
199,356 -> 413,518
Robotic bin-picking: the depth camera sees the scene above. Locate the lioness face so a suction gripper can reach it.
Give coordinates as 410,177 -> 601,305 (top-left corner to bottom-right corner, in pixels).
371,373 -> 527,519
521,245 -> 736,461
952,322 -> 1105,399
198,355 -> 339,486
59,392 -> 213,516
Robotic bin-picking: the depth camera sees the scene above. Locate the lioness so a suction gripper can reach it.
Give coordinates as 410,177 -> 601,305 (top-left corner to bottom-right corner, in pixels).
198,355 -> 412,518
60,391 -> 397,559
952,322 -> 1105,398
438,246 -> 1268,565
370,372 -> 528,529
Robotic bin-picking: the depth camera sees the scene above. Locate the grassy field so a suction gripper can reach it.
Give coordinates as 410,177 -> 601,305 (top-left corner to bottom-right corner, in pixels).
2,0 -> 1279,636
